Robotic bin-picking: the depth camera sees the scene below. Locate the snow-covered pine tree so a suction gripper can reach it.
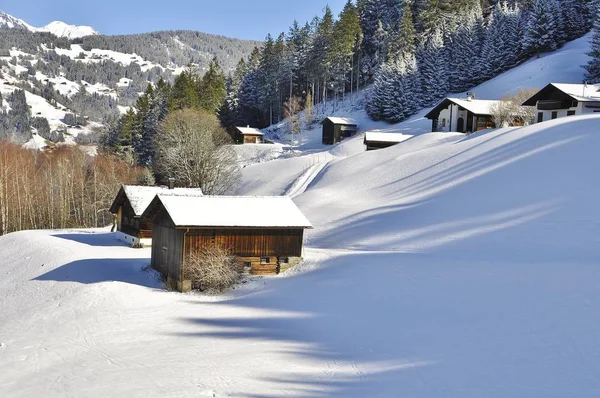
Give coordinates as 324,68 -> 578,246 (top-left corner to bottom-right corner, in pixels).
418,27 -> 448,106
388,0 -> 417,58
448,3 -> 484,92
478,2 -> 523,82
366,61 -> 392,121
367,52 -> 420,123
330,1 -> 362,99
585,2 -> 600,83
522,0 -> 561,57
357,0 -> 390,82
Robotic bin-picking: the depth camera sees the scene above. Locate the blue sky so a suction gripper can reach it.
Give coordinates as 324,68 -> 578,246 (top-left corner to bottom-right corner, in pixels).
3,0 -> 347,41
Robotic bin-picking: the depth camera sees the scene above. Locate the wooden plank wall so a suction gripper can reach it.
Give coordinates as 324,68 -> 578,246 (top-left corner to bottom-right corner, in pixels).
184,228 -> 304,259
151,210 -> 184,283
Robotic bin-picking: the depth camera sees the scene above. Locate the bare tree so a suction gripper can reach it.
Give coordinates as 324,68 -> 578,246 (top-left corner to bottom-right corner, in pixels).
184,244 -> 241,292
284,96 -> 302,151
153,109 -> 240,194
490,88 -> 539,128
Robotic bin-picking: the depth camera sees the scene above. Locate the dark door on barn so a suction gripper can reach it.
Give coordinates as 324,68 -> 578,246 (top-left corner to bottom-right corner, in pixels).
457,117 -> 465,132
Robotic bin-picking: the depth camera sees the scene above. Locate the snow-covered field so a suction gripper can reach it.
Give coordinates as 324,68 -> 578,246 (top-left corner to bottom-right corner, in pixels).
1,33 -> 600,397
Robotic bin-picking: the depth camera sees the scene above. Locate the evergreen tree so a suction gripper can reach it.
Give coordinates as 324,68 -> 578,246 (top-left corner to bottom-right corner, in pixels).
168,67 -> 200,111
330,1 -> 363,96
478,2 -> 522,82
418,27 -> 449,105
367,53 -> 420,122
388,0 -> 417,57
198,57 -> 227,114
448,3 -> 484,91
585,3 -> 600,83
522,0 -> 561,57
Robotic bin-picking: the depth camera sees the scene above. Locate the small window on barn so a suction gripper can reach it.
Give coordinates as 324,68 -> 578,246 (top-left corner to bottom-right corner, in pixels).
551,111 -> 558,119
280,257 -> 289,264
537,112 -> 543,123
260,257 -> 270,264
567,110 -> 576,116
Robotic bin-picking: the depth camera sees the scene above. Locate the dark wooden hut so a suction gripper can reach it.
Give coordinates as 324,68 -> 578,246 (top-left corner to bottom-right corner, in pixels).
321,117 -> 358,145
363,132 -> 411,151
109,184 -> 203,247
141,195 -> 313,292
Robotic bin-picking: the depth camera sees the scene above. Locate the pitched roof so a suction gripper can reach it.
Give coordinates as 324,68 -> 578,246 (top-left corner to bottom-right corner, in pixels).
425,97 -> 505,119
522,83 -> 600,106
110,185 -> 204,217
322,116 -> 358,125
364,132 -> 413,144
235,126 -> 264,136
145,195 -> 313,229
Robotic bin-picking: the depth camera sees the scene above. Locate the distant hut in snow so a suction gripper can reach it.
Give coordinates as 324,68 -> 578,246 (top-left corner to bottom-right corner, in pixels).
321,117 -> 358,145
363,131 -> 412,151
235,126 -> 264,144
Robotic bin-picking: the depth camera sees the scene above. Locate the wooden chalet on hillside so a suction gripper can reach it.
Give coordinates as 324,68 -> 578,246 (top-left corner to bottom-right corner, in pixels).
109,183 -> 203,247
235,126 -> 264,144
425,94 -> 502,133
141,195 -> 313,292
322,117 -> 358,145
364,131 -> 412,151
522,83 -> 600,123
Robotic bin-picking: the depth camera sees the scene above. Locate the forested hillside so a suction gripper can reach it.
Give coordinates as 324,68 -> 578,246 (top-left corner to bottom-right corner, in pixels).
220,0 -> 597,129
0,24 -> 258,144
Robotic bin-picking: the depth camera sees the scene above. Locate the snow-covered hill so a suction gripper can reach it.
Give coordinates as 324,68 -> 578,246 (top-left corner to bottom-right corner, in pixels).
41,21 -> 99,39
0,10 -> 99,38
2,32 -> 600,397
2,116 -> 600,397
0,9 -> 37,31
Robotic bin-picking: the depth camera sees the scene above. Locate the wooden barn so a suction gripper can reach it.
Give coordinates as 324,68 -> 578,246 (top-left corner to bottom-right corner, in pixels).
364,131 -> 412,151
235,126 -> 264,144
321,117 -> 358,145
142,195 -> 313,292
109,184 -> 203,247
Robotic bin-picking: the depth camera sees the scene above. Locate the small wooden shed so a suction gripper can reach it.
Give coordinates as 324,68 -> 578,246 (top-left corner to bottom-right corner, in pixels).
321,117 -> 358,145
235,126 -> 264,144
109,184 -> 203,247
142,195 -> 313,292
364,132 -> 412,151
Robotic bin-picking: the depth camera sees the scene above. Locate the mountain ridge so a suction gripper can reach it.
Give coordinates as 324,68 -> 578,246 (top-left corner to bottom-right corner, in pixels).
0,9 -> 99,39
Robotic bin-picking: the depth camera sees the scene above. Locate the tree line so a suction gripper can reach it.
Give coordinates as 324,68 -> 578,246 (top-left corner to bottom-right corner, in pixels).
218,0 -> 597,127
0,142 -> 146,236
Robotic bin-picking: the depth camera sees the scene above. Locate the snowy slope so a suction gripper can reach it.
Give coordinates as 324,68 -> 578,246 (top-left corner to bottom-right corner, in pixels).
2,115 -> 600,397
0,10 -> 37,31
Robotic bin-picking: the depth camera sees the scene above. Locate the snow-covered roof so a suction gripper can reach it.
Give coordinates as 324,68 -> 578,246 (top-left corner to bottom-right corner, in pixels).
236,127 -> 264,136
446,98 -> 504,115
150,195 -> 313,229
547,83 -> 600,102
425,97 -> 504,119
116,185 -> 204,217
322,117 -> 358,125
364,132 -> 412,144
